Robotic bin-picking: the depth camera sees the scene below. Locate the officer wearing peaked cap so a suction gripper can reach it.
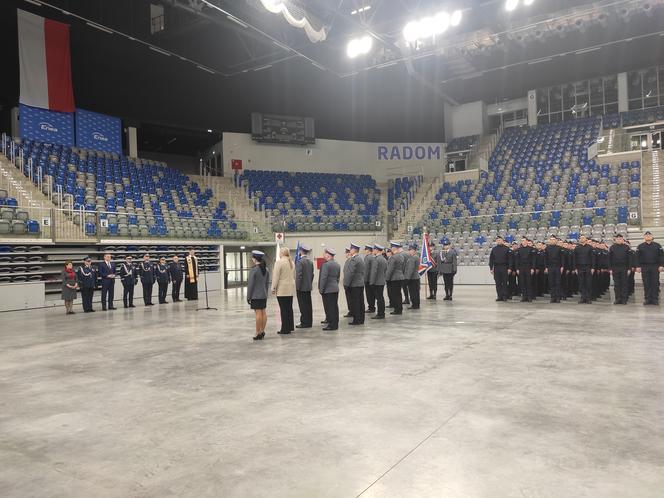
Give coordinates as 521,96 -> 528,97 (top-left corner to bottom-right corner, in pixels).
405,243 -> 421,309
426,239 -> 439,300
342,247 -> 352,318
319,248 -> 340,331
364,244 -> 376,314
295,244 -> 314,328
489,235 -> 512,301
370,244 -> 387,319
346,243 -> 365,325
609,233 -> 631,305
386,241 -> 405,315
636,230 -> 664,305
77,256 -> 97,312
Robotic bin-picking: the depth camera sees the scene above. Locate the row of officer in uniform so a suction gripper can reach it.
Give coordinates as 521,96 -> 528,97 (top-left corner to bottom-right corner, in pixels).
75,253 -> 185,311
489,231 -> 663,305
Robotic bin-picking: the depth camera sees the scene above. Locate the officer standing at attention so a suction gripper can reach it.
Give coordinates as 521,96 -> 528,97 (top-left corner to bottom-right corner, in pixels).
342,247 -> 352,318
369,244 -> 387,319
544,235 -> 563,303
385,248 -> 394,308
363,244 -> 376,314
489,235 -> 511,301
156,256 -> 170,304
77,256 -> 97,313
636,231 -> 664,305
295,244 -> 314,329
426,240 -> 439,299
386,241 -> 405,315
319,248 -> 340,331
99,253 -> 117,311
169,255 -> 183,302
405,243 -> 421,310
608,234 -> 631,305
515,237 -> 536,302
574,235 -> 595,304
118,255 -> 137,308
139,253 -> 156,306
346,243 -> 366,325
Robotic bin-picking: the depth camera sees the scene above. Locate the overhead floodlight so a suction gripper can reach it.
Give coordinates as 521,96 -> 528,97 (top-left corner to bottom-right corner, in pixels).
403,21 -> 419,43
433,12 -> 450,35
450,10 -> 462,26
524,0 -> 535,5
505,0 -> 519,11
346,35 -> 373,58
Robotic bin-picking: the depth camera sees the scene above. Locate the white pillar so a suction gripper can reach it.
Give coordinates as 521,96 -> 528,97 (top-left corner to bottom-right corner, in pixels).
127,126 -> 138,158
617,72 -> 629,113
527,90 -> 537,126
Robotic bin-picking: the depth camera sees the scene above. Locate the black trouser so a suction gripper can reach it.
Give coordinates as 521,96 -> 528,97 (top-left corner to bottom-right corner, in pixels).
171,278 -> 182,301
101,279 -> 115,309
577,267 -> 592,302
387,281 -> 403,313
402,281 -> 410,303
518,268 -> 532,300
80,287 -> 94,311
296,290 -> 312,327
371,284 -> 385,316
493,265 -> 508,300
407,279 -> 420,308
142,281 -> 153,305
612,267 -> 628,303
122,281 -> 134,307
641,265 -> 660,304
365,283 -> 375,311
442,272 -> 455,297
427,270 -> 438,297
547,266 -> 562,301
350,286 -> 365,323
322,292 -> 338,329
508,272 -> 518,298
277,295 -> 294,333
158,281 -> 168,303
344,286 -> 351,313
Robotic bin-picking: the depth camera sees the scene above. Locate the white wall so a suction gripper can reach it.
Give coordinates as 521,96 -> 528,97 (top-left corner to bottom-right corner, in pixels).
222,132 -> 444,182
487,97 -> 528,116
444,101 -> 485,139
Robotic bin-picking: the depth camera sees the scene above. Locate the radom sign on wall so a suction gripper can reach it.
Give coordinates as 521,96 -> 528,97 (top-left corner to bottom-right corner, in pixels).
377,144 -> 442,161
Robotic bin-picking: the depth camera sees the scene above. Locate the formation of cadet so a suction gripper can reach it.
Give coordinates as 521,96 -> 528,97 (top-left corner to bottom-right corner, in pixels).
489,230 -> 662,305
74,252 -> 190,311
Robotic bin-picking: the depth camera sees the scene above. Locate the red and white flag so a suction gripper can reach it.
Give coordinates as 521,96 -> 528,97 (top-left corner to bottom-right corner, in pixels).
18,9 -> 75,112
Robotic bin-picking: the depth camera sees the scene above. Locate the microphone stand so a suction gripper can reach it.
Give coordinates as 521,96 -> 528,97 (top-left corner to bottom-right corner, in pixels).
196,259 -> 217,311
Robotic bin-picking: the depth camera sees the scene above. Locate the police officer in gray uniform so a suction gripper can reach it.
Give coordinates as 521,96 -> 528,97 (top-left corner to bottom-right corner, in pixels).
405,243 -> 421,309
370,243 -> 387,319
364,244 -> 376,314
295,244 -> 314,329
342,247 -> 352,318
386,241 -> 405,315
319,248 -> 340,331
347,242 -> 366,325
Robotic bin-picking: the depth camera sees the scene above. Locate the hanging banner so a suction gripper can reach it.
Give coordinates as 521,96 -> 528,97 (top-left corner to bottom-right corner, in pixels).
19,103 -> 75,145
75,108 -> 122,154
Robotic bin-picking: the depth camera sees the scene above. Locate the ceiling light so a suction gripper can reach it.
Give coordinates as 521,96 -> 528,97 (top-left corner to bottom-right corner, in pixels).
433,12 -> 450,35
86,21 -> 113,34
346,35 -> 373,58
505,0 -> 519,11
403,10 -> 461,44
207,129 -> 213,133
524,0 -> 535,5
450,10 -> 462,26
403,21 -> 419,43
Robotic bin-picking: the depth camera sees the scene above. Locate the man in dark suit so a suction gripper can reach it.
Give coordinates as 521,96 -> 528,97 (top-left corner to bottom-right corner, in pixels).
118,255 -> 137,308
98,252 -> 117,311
169,255 -> 183,302
295,245 -> 314,329
319,248 -> 340,331
77,256 -> 97,313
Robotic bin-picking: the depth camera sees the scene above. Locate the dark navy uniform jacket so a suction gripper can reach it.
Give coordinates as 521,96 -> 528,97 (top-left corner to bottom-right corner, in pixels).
77,264 -> 97,289
139,261 -> 155,285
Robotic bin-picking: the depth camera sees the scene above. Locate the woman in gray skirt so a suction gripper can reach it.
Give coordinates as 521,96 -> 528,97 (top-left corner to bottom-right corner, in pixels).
247,250 -> 270,341
61,260 -> 79,315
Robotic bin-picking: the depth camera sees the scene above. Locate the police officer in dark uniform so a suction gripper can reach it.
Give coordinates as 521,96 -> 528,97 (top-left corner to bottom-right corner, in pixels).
627,241 -> 637,298
370,244 -> 387,319
156,256 -> 170,304
363,244 -> 376,314
169,255 -> 183,302
139,253 -> 155,306
515,237 -> 536,302
489,235 -> 511,301
574,235 -> 596,304
534,242 -> 546,297
636,231 -> 664,305
77,256 -> 96,312
544,235 -> 563,303
346,243 -> 366,325
508,241 -> 519,299
426,240 -> 439,299
608,234 -> 631,305
118,255 -> 137,308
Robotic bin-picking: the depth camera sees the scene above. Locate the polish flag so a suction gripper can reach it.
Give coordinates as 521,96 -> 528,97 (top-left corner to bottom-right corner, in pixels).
18,9 -> 75,112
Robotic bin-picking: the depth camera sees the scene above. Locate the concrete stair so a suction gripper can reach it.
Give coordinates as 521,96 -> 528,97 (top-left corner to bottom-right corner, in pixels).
640,149 -> 663,228
0,155 -> 47,208
393,175 -> 444,240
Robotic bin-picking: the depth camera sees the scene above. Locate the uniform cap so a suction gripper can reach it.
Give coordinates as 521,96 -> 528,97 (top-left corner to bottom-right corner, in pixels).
364,244 -> 373,250
409,243 -> 418,250
350,243 -> 360,250
325,248 -> 336,256
614,233 -> 624,238
345,247 -> 351,253
300,244 -> 311,252
84,256 -> 91,261
251,250 -> 265,258
373,244 -> 384,251
389,241 -> 402,248
644,231 -> 652,235
495,235 -> 504,240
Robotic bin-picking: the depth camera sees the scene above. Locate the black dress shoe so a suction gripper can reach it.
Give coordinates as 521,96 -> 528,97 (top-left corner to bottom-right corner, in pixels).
343,313 -> 353,318
365,309 -> 375,313
109,307 -> 117,310
102,307 -> 107,311
129,305 -> 135,308
277,331 -> 291,335
90,309 -> 95,312
320,320 -> 328,324
408,306 -> 420,310
322,326 -> 337,331
349,321 -> 364,326
389,311 -> 402,315
371,315 -> 385,319
403,300 -> 410,305
296,325 -> 310,329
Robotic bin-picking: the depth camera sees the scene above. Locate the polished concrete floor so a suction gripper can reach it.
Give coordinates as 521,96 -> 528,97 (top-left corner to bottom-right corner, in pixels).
1,286 -> 663,498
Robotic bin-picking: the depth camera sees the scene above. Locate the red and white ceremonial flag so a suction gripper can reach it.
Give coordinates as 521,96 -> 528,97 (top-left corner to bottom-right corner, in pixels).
18,9 -> 75,112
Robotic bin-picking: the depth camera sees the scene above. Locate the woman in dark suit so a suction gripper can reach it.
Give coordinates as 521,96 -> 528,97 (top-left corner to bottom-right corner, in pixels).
247,250 -> 270,341
61,260 -> 79,315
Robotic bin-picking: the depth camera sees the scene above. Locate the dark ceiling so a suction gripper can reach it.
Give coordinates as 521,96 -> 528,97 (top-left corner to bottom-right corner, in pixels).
0,0 -> 663,156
